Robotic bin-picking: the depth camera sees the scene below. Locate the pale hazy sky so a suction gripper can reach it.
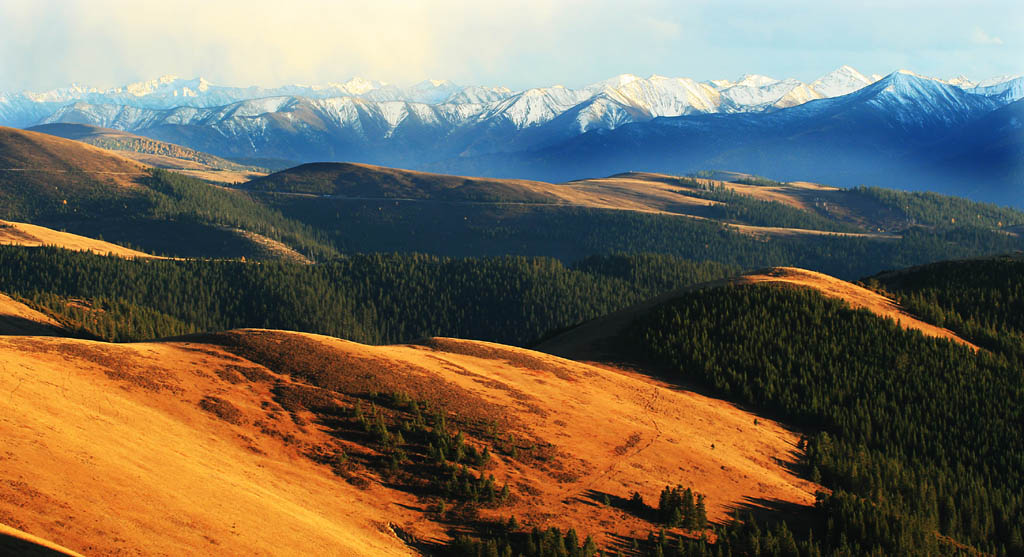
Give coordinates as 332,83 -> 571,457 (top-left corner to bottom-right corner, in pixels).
1,0 -> 1021,92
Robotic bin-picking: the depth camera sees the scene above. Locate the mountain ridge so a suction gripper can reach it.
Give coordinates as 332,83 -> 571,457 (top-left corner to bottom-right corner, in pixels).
7,68 -> 1021,205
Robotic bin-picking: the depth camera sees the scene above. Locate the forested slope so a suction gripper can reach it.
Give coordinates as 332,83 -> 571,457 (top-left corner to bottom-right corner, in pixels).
522,278 -> 1024,556
0,248 -> 736,344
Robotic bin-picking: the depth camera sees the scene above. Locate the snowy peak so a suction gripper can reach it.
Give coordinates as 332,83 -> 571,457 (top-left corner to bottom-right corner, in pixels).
849,70 -> 1000,126
445,86 -> 514,105
24,83 -> 101,103
584,73 -> 643,92
322,77 -> 385,96
974,74 -> 1023,88
118,74 -> 188,95
5,66 -> 1021,140
734,74 -> 779,88
720,77 -> 812,110
810,65 -> 876,97
706,79 -> 734,90
945,75 -> 975,88
967,76 -> 1024,103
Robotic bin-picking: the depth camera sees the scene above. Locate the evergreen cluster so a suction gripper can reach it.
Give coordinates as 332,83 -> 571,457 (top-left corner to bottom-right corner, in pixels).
348,395 -> 507,507
852,185 -> 1024,229
868,256 -> 1024,362
261,192 -> 1024,277
657,486 -> 708,530
0,168 -> 335,260
448,525 -> 598,557
629,285 -> 1024,555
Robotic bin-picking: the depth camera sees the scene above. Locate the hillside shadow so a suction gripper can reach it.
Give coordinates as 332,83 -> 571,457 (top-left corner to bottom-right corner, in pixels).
0,315 -> 69,337
582,489 -> 652,521
0,531 -> 74,557
724,496 -> 823,538
602,532 -> 646,556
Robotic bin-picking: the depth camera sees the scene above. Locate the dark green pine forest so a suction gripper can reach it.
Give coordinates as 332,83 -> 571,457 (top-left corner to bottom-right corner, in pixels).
0,248 -> 738,345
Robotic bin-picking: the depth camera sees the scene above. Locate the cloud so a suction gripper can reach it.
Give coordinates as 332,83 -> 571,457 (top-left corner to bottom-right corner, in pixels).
971,27 -> 1005,46
638,16 -> 682,40
0,0 -> 1020,92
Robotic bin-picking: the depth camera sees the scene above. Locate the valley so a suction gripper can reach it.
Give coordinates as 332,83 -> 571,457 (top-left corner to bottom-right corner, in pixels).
2,248 -> 1023,555
0,109 -> 1022,556
4,2 -> 1022,554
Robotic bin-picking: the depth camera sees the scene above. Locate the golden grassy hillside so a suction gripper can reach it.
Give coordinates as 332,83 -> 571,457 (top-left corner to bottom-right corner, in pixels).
245,163 -> 904,241
27,123 -> 266,184
0,328 -> 819,555
0,293 -> 67,336
0,522 -> 83,556
0,126 -> 148,190
0,220 -> 159,258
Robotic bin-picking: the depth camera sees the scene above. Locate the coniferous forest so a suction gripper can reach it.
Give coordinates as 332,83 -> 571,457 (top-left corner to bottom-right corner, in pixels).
0,247 -> 737,344
622,284 -> 1024,555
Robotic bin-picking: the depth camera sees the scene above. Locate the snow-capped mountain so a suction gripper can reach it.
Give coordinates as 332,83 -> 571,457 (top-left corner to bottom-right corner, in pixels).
809,65 -> 875,97
438,70 -> 1019,204
967,76 -> 1024,103
9,65 -> 1017,136
10,66 -> 1023,204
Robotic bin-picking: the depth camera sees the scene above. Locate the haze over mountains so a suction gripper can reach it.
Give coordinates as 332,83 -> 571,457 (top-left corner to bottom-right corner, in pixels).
4,66 -> 1022,205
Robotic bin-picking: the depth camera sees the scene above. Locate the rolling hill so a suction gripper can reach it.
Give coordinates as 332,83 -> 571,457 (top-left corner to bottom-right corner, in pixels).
1,257 -> 1022,555
242,162 -> 1024,278
246,162 -> 1024,236
0,327 -> 817,555
0,292 -> 68,336
3,122 -> 1023,275
0,126 -> 333,260
0,219 -> 159,258
27,123 -> 267,183
536,266 -> 978,361
531,263 -> 1024,555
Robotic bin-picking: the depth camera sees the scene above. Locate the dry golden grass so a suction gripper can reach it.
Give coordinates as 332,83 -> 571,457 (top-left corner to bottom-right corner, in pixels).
27,123 -> 266,183
0,328 -> 820,554
0,293 -> 67,336
570,172 -> 905,236
226,227 -> 312,264
0,219 -> 159,258
0,126 -> 149,190
0,335 -> 418,556
170,168 -> 267,183
114,153 -> 266,183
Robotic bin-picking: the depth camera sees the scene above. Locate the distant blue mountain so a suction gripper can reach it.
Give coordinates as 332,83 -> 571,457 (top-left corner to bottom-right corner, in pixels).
17,70 -> 1023,206
431,72 -> 1022,206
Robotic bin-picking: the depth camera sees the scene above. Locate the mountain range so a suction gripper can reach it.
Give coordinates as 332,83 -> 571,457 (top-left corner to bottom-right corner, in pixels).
2,118 -> 1024,554
4,66 -> 1024,205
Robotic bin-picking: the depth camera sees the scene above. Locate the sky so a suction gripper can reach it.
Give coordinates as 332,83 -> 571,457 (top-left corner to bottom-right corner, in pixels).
0,0 -> 1021,92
